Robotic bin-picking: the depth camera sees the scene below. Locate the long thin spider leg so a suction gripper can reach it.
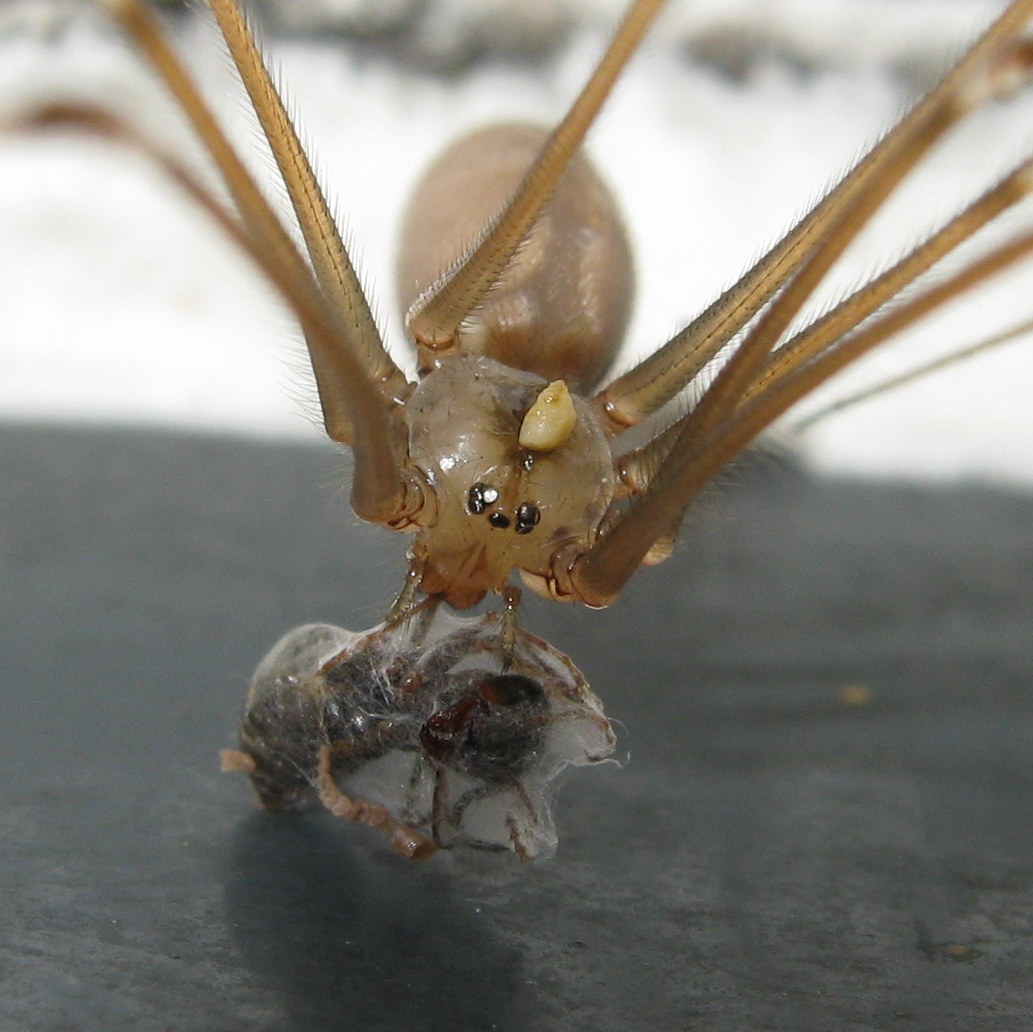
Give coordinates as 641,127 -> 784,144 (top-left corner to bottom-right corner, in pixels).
570,225 -> 1033,606
406,0 -> 666,351
207,0 -> 403,396
793,313 -> 1033,431
606,98 -> 965,510
100,0 -> 400,445
98,0 -> 293,267
703,39 -> 1033,434
13,102 -> 413,524
745,226 -> 1033,430
747,158 -> 1033,405
594,0 -> 1033,433
620,154 -> 1033,494
698,225 -> 1033,500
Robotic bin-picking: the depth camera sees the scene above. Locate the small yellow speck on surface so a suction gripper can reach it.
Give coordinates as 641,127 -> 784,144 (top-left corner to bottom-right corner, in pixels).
838,683 -> 873,707
519,380 -> 577,452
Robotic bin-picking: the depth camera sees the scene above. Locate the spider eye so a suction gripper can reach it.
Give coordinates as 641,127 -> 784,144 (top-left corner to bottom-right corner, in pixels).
467,482 -> 499,514
488,512 -> 511,529
515,502 -> 541,535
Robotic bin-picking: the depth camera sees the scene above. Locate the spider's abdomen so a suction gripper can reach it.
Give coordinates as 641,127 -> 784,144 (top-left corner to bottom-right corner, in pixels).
406,354 -> 614,608
397,123 -> 634,393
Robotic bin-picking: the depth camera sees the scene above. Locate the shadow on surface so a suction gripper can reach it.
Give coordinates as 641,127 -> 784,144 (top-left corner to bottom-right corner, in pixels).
224,813 -> 535,1032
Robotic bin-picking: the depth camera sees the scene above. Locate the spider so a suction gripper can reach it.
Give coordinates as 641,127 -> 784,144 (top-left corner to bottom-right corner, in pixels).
11,0 -> 1033,857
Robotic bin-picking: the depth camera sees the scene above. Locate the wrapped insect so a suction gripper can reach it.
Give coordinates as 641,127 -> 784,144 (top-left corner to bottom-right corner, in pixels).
221,603 -> 615,860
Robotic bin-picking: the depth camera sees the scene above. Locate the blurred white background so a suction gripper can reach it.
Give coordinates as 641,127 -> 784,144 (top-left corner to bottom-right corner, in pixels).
1,0 -> 1030,485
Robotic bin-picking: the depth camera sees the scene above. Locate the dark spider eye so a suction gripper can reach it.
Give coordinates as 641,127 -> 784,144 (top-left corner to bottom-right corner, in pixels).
515,502 -> 541,535
488,512 -> 511,529
467,482 -> 499,515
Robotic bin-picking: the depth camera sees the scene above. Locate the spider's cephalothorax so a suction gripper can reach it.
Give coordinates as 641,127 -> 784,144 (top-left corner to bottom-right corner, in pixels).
392,118 -> 629,608
403,354 -> 615,607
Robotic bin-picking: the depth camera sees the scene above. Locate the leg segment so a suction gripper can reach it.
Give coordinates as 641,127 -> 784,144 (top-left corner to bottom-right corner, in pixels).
315,747 -> 437,860
406,0 -> 665,352
593,0 -> 1033,434
207,0 -> 405,401
100,0 -> 415,525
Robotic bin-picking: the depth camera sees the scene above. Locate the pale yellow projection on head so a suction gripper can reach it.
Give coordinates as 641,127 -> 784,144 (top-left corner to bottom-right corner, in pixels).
519,380 -> 578,452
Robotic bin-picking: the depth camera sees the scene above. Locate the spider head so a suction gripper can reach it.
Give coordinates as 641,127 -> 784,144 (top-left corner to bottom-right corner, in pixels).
407,354 -> 614,607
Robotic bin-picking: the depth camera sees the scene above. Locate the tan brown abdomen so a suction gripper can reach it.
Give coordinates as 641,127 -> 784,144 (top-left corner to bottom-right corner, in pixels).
396,123 -> 634,393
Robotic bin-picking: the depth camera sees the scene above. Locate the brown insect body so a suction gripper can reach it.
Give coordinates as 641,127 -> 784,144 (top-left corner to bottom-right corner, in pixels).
224,606 -> 615,860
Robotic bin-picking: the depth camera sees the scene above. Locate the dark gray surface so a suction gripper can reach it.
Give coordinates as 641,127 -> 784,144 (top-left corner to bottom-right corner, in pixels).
2,424 -> 1032,1031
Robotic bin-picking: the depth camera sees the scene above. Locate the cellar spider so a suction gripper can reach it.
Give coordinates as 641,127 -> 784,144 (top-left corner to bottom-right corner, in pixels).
9,0 -> 1033,857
